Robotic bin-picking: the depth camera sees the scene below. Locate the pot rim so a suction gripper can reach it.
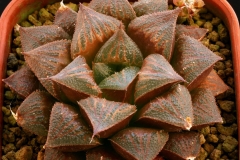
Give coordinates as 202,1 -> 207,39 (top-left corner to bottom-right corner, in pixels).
0,0 -> 240,157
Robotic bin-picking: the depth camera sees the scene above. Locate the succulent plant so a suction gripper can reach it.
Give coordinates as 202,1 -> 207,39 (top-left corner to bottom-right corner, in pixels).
3,0 -> 229,159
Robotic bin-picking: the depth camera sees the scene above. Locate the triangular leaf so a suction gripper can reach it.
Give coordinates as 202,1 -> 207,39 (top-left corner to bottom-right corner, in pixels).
134,54 -> 185,105
135,84 -> 193,132
132,0 -> 168,17
175,25 -> 208,40
99,66 -> 140,103
191,88 -> 223,130
45,102 -> 101,152
94,26 -> 143,68
77,96 -> 137,138
128,8 -> 181,61
19,25 -> 71,52
92,63 -> 116,84
161,132 -> 201,160
16,91 -> 55,136
49,56 -> 102,103
89,0 -> 136,25
110,127 -> 169,160
171,35 -> 222,91
71,4 -> 122,65
2,65 -> 41,98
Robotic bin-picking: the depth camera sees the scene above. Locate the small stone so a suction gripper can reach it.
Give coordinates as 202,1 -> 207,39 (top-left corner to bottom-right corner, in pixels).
1,156 -> 8,160
228,149 -> 238,159
216,143 -> 222,150
211,17 -> 221,26
222,136 -> 238,152
16,137 -> 28,149
7,53 -> 18,69
200,126 -> 210,136
218,24 -> 229,42
36,136 -> 47,145
196,147 -> 208,160
203,21 -> 213,32
3,116 -> 9,123
203,143 -> 214,154
218,100 -> 234,112
208,31 -> 219,42
200,13 -> 213,20
227,77 -> 234,87
7,70 -> 15,77
9,127 -> 22,136
30,138 -> 37,146
198,7 -> 208,14
213,52 -> 226,61
214,61 -> 225,70
210,149 -> 222,160
225,68 -> 234,76
37,149 -> 45,160
196,19 -> 206,27
219,49 -> 231,57
215,41 -> 225,48
5,132 -> 15,143
4,90 -> 15,100
210,127 -> 218,134
47,2 -> 60,15
208,44 -> 220,52
4,143 -> 16,154
216,124 -> 236,136
5,150 -> 16,160
199,134 -> 206,145
39,8 -> 54,22
222,113 -> 236,124
201,37 -> 210,47
224,60 -> 233,68
13,36 -> 21,46
206,134 -> 219,143
20,21 -> 32,27
2,106 -> 11,116
221,155 -> 229,159
66,2 -> 79,12
8,115 -> 17,126
16,146 -> 33,160
218,134 -> 227,143
28,15 -> 42,26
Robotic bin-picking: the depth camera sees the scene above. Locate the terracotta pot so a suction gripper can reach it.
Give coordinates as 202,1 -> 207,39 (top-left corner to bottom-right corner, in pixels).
0,0 -> 239,157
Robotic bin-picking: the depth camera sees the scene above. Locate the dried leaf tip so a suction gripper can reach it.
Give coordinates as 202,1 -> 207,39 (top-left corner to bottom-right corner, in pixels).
59,0 -> 67,10
14,24 -> 20,32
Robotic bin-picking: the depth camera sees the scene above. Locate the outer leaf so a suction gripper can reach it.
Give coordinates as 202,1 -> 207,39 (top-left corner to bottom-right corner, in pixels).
23,40 -> 71,100
197,69 -> 229,97
2,65 -> 41,98
89,0 -> 136,25
110,127 -> 169,160
19,25 -> 70,52
134,54 -> 185,105
49,56 -> 102,103
99,66 -> 140,103
128,8 -> 181,61
171,35 -> 222,91
16,91 -> 55,136
44,148 -> 85,160
94,27 -> 143,68
54,1 -> 77,36
45,102 -> 101,152
77,96 -> 137,138
161,132 -> 201,160
175,25 -> 208,40
71,4 -> 122,65
191,88 -> 223,130
132,0 -> 168,17
86,146 -> 124,160
135,84 -> 193,132
92,63 -> 116,84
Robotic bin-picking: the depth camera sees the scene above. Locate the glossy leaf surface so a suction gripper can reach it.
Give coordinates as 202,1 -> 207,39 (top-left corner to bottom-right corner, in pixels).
16,91 -> 55,136
171,35 -> 222,91
77,96 -> 137,138
175,25 -> 208,40
110,127 -> 169,160
128,8 -> 181,61
46,102 -> 101,152
134,54 -> 185,105
135,84 -> 193,132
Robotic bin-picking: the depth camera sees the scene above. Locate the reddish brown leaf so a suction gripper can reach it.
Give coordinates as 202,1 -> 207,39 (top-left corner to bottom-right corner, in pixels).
54,1 -> 77,36
19,25 -> 70,52
77,96 -> 137,138
135,84 -> 193,132
45,102 -> 101,152
49,56 -> 102,103
71,4 -> 122,65
94,26 -> 143,68
2,65 -> 41,98
86,146 -> 124,160
132,0 -> 168,17
161,132 -> 201,160
89,0 -> 136,25
110,127 -> 169,160
134,54 -> 185,106
128,8 -> 181,61
191,88 -> 223,130
16,91 -> 55,136
197,69 -> 229,97
44,147 -> 85,160
92,63 -> 116,84
175,24 -> 208,40
99,66 -> 139,103
171,35 -> 222,91
23,40 -> 71,100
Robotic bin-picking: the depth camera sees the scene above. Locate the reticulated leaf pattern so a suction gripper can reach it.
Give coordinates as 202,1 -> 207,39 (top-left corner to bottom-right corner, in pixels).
132,0 -> 168,17
71,4 -> 122,64
135,84 -> 193,131
128,8 -> 181,61
94,27 -> 143,68
134,54 -> 185,105
171,35 -> 222,91
191,88 -> 223,130
46,102 -> 101,152
110,127 -> 169,160
19,25 -> 71,52
16,91 -> 55,136
77,96 -> 137,138
92,63 -> 116,84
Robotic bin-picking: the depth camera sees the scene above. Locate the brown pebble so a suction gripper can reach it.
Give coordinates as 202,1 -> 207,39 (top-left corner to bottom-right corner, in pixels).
210,149 -> 222,160
210,127 -> 218,134
16,137 -> 27,149
215,41 -> 225,48
37,149 -> 45,160
217,100 -> 234,112
206,134 -> 219,143
222,136 -> 238,152
225,68 -> 234,76
5,150 -> 16,160
228,149 -> 238,159
214,61 -> 225,70
9,127 -> 22,136
227,77 -> 234,87
218,134 -> 227,143
220,49 -> 231,57
203,143 -> 214,154
196,147 -> 208,160
216,124 -> 236,136
3,143 -> 16,154
217,70 -> 226,79
16,146 -> 33,160
199,126 -> 210,136
36,136 -> 47,145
